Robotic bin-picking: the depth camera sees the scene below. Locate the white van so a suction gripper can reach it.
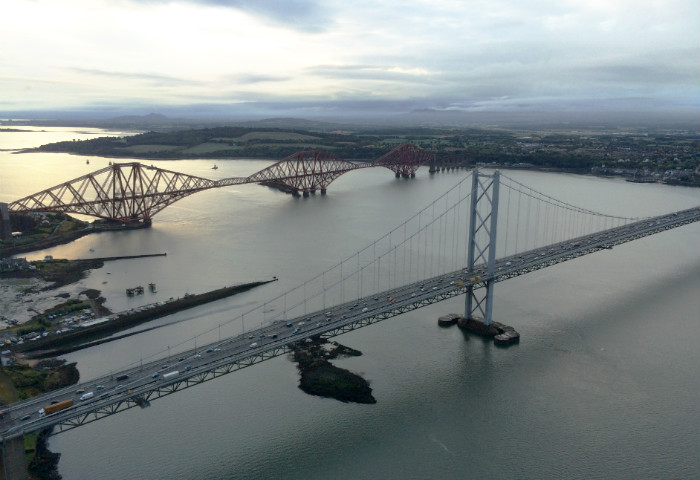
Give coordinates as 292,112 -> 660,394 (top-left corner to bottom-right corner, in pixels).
79,392 -> 94,401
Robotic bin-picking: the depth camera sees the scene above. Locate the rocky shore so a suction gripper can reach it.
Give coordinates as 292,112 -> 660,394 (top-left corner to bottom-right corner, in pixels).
291,337 -> 375,404
0,221 -> 150,258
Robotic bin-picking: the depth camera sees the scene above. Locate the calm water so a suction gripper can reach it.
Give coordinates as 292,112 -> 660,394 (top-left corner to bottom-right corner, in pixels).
1,128 -> 699,479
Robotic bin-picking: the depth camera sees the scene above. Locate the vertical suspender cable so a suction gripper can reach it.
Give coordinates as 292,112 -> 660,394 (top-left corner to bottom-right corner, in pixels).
504,181 -> 511,256
515,188 -> 521,254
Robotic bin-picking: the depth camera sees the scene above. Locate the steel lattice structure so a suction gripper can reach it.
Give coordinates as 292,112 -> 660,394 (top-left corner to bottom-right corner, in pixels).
373,143 -> 434,177
6,144 -> 434,221
246,150 -> 366,196
9,163 -> 219,224
1,195 -> 698,445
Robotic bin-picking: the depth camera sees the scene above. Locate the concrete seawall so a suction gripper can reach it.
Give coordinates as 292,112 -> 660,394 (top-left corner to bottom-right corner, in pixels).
12,279 -> 276,355
439,314 -> 520,346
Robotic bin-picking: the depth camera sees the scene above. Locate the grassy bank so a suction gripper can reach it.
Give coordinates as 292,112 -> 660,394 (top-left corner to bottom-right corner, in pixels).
0,360 -> 79,480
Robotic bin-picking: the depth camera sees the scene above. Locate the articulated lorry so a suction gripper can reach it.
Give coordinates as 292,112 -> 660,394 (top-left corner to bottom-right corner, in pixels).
39,399 -> 74,416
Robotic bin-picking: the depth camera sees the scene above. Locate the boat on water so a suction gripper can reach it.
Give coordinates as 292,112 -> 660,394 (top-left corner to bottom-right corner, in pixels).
86,159 -> 90,164
212,164 -> 218,170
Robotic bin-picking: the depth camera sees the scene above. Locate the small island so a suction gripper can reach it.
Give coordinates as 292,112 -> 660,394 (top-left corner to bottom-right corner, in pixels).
291,337 -> 375,404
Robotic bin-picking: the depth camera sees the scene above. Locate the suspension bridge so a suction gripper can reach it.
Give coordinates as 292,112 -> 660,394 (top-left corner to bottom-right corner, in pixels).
1,162 -> 698,479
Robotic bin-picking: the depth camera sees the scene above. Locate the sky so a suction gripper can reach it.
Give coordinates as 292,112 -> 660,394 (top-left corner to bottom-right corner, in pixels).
1,0 -> 699,119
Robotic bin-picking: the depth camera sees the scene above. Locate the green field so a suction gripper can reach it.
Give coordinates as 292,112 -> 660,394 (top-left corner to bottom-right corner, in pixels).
121,144 -> 181,153
236,131 -> 321,142
26,124 -> 699,186
180,142 -> 240,154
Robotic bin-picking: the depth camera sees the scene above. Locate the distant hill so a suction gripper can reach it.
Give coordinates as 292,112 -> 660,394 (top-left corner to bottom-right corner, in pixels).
231,117 -> 358,132
94,114 -> 364,133
106,113 -> 171,125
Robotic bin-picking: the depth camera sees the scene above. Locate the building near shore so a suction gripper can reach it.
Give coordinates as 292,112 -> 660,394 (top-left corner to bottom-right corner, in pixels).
0,257 -> 28,271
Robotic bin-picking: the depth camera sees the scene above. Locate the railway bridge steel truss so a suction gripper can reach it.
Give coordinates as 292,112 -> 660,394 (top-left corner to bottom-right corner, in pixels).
7,144 -> 434,222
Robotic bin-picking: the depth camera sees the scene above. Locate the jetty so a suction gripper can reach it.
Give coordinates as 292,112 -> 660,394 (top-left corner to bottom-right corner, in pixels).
439,314 -> 520,346
11,278 -> 278,356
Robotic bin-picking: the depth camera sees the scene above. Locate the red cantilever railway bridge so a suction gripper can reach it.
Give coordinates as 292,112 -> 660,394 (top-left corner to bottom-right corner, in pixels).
8,144 -> 434,224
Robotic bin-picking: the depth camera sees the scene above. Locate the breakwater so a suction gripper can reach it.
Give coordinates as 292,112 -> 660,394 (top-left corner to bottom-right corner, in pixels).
78,252 -> 167,262
12,279 -> 276,355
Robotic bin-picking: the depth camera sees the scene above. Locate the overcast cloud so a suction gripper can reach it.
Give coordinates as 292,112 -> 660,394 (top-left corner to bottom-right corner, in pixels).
1,0 -> 698,117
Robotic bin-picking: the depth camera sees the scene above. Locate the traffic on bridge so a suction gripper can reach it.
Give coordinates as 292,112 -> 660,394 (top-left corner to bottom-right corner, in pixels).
2,205 -> 698,439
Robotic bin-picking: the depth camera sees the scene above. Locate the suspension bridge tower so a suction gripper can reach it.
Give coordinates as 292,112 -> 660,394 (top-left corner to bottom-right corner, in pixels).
465,169 -> 500,325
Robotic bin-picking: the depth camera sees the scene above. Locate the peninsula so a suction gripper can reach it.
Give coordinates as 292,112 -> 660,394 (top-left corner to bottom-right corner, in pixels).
19,124 -> 700,186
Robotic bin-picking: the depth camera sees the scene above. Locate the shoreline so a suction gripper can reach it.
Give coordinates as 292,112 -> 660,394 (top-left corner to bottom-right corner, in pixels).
290,337 -> 375,404
0,222 -> 151,258
0,254 -> 168,330
11,279 -> 277,356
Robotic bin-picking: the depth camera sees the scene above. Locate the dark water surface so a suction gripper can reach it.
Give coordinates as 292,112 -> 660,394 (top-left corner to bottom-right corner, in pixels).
1,128 -> 698,479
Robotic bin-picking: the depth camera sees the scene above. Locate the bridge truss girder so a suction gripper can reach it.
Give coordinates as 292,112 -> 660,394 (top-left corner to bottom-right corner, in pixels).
3,208 -> 697,440
38,291 -> 466,438
247,151 -> 363,195
9,163 -> 218,223
372,143 -> 434,177
492,208 -> 700,283
47,345 -> 293,436
6,144 -> 435,222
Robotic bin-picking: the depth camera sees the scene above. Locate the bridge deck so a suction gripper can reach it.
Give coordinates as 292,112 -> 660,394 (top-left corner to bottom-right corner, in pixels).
1,206 -> 698,439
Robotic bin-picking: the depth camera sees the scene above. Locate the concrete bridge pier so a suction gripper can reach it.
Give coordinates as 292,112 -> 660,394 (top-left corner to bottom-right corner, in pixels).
0,203 -> 11,241
1,436 -> 28,480
320,189 -> 327,195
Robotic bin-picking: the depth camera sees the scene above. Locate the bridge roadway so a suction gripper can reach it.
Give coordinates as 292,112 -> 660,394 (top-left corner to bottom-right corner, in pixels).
1,206 -> 698,440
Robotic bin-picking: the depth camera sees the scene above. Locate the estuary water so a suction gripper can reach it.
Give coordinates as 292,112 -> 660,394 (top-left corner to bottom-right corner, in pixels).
1,127 -> 699,479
